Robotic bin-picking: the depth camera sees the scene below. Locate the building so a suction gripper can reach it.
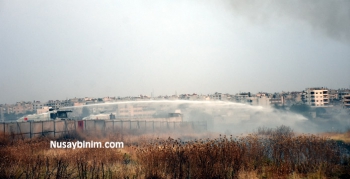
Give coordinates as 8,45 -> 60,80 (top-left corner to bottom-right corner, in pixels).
256,92 -> 269,98
45,100 -> 64,109
33,101 -> 44,111
328,89 -> 339,105
301,91 -> 307,103
37,106 -> 50,114
282,91 -> 303,106
210,92 -> 228,101
116,104 -> 156,118
103,96 -> 116,102
7,102 -> 34,115
270,93 -> 284,106
250,96 -> 270,107
342,95 -> 350,110
338,89 -> 350,100
305,87 -> 329,107
233,92 -> 251,103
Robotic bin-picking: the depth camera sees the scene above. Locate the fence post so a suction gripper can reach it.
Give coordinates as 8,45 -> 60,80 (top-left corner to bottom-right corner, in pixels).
64,120 -> 67,135
113,120 -> 115,131
3,123 -> 5,137
104,120 -> 106,133
17,122 -> 24,140
152,121 -> 154,132
42,121 -> 44,136
29,121 -> 32,139
129,121 -> 131,130
54,121 -> 56,138
121,121 -> 123,134
94,120 -> 96,132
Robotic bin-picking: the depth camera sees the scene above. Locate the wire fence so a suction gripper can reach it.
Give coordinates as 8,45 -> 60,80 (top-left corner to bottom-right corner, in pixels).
0,120 -> 207,139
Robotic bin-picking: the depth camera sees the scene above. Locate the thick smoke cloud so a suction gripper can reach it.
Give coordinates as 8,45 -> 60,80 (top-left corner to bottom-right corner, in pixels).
218,0 -> 350,43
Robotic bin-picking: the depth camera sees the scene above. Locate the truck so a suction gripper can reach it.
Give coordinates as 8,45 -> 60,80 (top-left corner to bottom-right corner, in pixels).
17,108 -> 72,122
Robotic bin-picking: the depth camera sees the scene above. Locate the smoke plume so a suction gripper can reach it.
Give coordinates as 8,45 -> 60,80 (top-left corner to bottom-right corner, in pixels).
218,0 -> 350,43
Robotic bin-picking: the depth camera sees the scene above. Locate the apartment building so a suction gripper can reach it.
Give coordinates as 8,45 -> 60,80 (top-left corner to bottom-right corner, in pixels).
7,102 -> 33,114
33,101 -> 44,111
163,95 -> 179,100
233,92 -> 251,103
338,89 -> 350,100
45,100 -> 67,109
179,93 -> 204,100
270,93 -> 284,106
283,92 -> 303,105
210,92 -> 228,101
116,104 -> 156,118
343,95 -> 350,109
250,96 -> 271,107
305,87 -> 329,107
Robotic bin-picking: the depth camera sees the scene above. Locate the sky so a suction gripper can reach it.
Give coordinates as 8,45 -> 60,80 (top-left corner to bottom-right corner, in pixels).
0,0 -> 350,104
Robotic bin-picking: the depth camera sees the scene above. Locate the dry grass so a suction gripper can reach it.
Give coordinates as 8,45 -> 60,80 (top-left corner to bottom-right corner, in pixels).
322,129 -> 350,144
1,126 -> 350,179
136,126 -> 350,179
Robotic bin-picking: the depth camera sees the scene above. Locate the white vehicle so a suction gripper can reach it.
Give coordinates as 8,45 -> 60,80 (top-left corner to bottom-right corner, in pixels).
17,108 -> 72,122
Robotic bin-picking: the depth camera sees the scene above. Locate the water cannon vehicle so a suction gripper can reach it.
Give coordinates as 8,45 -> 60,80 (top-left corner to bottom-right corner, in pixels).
17,108 -> 72,122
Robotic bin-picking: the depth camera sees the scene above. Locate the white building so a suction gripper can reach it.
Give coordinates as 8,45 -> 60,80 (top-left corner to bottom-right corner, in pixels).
305,87 -> 329,107
210,92 -> 228,101
33,101 -> 44,111
249,96 -> 270,107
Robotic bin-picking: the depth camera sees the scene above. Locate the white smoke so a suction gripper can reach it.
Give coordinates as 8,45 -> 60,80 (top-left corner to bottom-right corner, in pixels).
63,100 -> 314,134
213,0 -> 350,44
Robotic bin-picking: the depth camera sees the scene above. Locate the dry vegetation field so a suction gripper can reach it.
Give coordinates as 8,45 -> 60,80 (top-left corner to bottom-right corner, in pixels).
0,126 -> 350,179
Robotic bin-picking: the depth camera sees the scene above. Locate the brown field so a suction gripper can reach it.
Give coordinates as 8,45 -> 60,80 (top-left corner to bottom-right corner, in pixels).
0,126 -> 350,179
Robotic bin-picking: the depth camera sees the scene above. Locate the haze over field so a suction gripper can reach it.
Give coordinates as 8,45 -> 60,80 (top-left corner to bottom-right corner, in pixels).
57,100 -> 348,133
1,0 -> 350,104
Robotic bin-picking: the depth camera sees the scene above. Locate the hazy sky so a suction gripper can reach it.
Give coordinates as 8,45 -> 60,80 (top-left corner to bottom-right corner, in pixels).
1,0 -> 349,104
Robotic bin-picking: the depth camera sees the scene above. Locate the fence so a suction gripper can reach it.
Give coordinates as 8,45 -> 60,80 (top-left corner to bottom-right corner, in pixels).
0,120 -> 207,139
